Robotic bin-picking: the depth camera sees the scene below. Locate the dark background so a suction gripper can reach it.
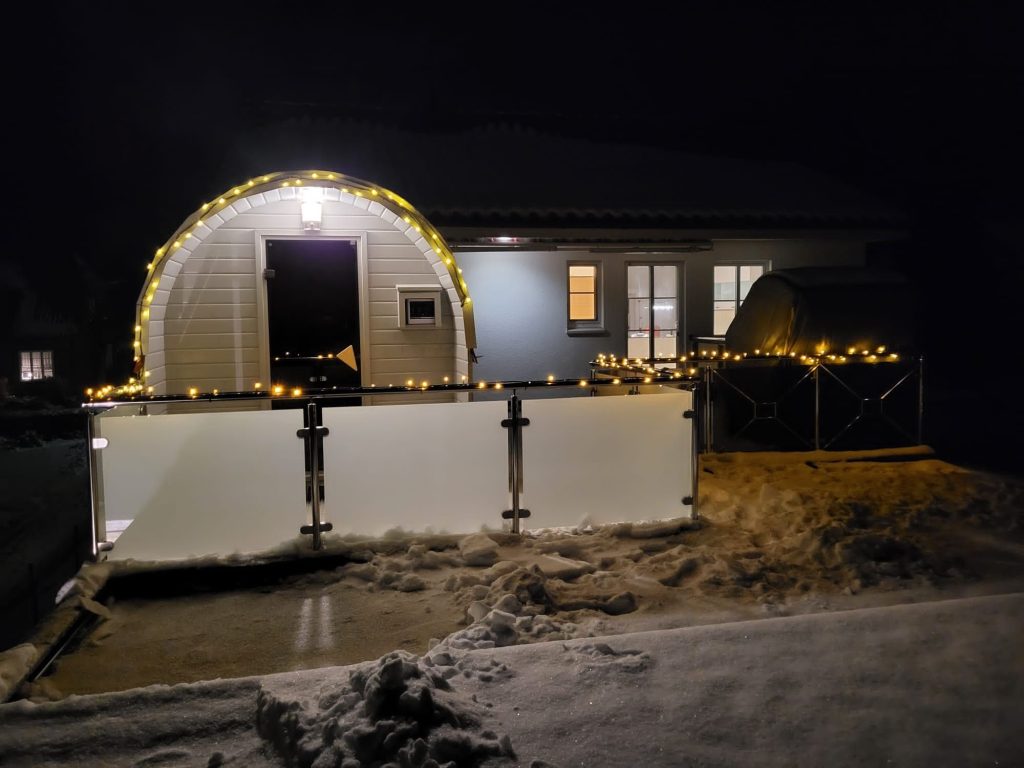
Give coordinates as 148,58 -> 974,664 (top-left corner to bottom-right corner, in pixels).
6,3 -> 1023,469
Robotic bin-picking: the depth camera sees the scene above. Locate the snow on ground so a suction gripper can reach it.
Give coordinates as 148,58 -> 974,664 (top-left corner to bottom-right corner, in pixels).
30,450 -> 1024,698
1,593 -> 1021,767
2,450 -> 1023,765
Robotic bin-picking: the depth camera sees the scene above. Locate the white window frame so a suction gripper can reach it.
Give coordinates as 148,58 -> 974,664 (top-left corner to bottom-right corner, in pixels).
255,232 -> 371,390
20,350 -> 54,381
627,263 -> 682,360
396,284 -> 445,329
567,260 -> 606,336
713,261 -> 770,336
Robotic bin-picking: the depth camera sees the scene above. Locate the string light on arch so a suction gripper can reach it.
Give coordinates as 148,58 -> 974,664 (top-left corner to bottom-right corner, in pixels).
128,170 -> 476,392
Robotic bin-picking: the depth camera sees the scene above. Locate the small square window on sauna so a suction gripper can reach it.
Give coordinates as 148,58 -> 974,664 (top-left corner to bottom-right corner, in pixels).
397,285 -> 444,329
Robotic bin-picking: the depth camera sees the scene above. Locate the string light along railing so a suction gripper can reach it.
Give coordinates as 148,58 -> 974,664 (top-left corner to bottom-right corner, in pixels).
83,374 -> 696,405
593,346 -> 901,372
128,170 -> 475,388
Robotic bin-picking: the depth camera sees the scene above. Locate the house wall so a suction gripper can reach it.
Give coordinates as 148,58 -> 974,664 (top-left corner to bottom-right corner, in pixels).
145,196 -> 467,402
457,238 -> 867,381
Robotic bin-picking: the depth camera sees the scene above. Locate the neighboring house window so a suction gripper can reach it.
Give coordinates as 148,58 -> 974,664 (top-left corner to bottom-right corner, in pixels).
713,264 -> 768,335
20,350 -> 54,381
627,265 -> 679,359
567,262 -> 604,334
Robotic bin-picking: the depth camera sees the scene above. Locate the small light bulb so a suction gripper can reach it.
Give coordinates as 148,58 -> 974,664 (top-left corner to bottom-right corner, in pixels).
254,382 -> 262,389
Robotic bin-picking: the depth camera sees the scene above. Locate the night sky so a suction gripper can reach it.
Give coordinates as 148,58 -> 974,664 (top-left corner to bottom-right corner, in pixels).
8,3 -> 1024,456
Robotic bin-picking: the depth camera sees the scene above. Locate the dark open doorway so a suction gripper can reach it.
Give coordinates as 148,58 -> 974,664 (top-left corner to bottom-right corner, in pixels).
264,239 -> 362,399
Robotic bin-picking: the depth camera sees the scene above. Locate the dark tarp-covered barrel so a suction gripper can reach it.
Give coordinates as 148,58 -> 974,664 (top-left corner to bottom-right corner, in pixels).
725,267 -> 916,356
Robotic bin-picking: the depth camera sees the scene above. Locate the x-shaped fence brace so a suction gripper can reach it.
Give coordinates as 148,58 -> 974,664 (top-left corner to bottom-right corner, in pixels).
708,360 -> 922,451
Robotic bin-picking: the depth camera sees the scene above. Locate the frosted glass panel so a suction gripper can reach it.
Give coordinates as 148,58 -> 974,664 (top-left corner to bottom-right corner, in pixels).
522,388 -> 693,528
98,408 -> 306,562
322,400 -> 508,537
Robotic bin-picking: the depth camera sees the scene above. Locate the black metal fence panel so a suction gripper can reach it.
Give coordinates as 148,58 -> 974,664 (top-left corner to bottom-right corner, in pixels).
708,359 -> 922,452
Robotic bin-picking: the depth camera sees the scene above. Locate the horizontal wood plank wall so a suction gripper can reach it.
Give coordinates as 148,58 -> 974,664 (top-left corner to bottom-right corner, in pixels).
150,197 -> 459,403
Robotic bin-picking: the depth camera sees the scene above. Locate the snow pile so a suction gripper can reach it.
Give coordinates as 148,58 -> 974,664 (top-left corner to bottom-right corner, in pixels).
0,645 -> 38,703
257,650 -> 515,768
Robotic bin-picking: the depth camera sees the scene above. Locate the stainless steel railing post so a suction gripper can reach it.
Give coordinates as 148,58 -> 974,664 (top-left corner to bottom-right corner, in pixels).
813,363 -> 821,451
85,410 -> 103,558
297,401 -> 333,550
688,386 -> 700,520
704,366 -> 714,453
501,393 -> 531,534
917,355 -> 925,445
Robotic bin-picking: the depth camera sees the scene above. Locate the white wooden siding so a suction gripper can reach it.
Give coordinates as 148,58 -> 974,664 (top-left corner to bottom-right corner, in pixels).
148,196 -> 462,399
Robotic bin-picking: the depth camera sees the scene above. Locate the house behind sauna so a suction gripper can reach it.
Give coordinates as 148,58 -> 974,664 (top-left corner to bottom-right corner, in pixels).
133,128 -> 904,398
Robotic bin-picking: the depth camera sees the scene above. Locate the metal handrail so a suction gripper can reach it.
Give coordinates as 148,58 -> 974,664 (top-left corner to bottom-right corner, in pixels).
83,374 -> 698,409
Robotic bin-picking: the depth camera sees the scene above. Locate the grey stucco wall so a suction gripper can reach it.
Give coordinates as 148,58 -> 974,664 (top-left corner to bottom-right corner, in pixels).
458,238 -> 867,382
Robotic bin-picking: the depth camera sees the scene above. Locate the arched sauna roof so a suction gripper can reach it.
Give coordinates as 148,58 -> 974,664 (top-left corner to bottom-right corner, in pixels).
724,267 -> 916,357
132,170 -> 475,370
